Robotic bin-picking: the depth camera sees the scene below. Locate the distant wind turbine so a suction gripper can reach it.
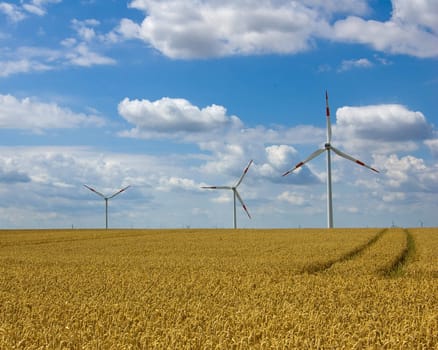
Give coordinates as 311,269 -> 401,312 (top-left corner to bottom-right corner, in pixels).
202,160 -> 253,229
282,91 -> 378,228
84,184 -> 130,229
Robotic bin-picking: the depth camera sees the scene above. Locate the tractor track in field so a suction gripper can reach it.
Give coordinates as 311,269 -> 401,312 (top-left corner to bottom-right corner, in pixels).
301,228 -> 388,274
380,228 -> 416,277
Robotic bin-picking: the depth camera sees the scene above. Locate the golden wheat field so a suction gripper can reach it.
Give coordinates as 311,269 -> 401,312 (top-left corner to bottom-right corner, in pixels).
1,228 -> 437,349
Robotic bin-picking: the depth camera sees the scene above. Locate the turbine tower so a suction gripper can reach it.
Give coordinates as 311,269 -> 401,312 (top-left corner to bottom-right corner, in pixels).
282,91 -> 378,228
202,160 -> 253,229
84,184 -> 130,229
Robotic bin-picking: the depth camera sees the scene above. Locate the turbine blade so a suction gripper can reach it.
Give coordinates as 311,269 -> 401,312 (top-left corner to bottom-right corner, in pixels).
234,190 -> 251,219
201,186 -> 232,190
235,159 -> 253,187
282,148 -> 325,176
326,90 -> 332,143
108,185 -> 131,199
331,146 -> 379,173
83,184 -> 105,198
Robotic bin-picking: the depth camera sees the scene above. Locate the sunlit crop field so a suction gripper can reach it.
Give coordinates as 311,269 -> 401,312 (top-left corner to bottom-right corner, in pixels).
1,228 -> 437,349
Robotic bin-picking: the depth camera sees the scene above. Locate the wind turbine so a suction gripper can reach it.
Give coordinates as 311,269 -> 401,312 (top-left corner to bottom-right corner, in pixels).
84,184 -> 130,229
282,91 -> 378,228
202,160 -> 253,229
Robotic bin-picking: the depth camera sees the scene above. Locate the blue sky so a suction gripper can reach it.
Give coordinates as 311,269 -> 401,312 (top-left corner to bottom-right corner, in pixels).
0,0 -> 437,229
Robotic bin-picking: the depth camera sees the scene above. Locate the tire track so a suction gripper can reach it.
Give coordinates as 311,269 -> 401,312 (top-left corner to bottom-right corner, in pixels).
380,229 -> 416,277
320,228 -> 408,276
302,229 -> 387,274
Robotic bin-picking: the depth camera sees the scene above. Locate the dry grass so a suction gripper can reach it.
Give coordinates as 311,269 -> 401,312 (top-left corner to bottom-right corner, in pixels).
1,228 -> 437,349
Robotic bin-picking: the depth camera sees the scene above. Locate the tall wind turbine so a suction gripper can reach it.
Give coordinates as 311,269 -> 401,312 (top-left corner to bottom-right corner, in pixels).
202,160 -> 253,229
282,92 -> 378,228
84,184 -> 130,229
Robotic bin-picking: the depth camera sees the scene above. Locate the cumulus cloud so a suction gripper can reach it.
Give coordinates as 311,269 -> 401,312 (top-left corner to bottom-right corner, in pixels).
331,0 -> 438,58
335,104 -> 433,146
118,97 -> 243,138
112,0 -> 438,59
117,96 -> 329,186
392,0 -> 438,34
118,0 -> 328,58
254,144 -> 321,185
265,145 -> 298,170
0,94 -> 105,131
375,154 -> 438,193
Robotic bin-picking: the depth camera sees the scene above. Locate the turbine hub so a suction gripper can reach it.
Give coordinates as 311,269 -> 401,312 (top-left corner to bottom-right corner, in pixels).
324,143 -> 331,150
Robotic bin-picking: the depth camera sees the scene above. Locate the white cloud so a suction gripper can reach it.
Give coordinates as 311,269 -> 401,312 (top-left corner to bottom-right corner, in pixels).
121,0 -> 327,58
375,154 -> 438,192
22,3 -> 46,16
157,176 -> 204,192
277,191 -> 306,205
0,94 -> 105,131
114,0 -> 438,58
0,44 -> 115,77
71,18 -> 100,42
24,0 -> 61,15
0,0 -> 60,21
118,97 -> 243,138
392,0 -> 438,34
256,144 -> 321,184
111,18 -> 142,42
338,58 -> 373,72
0,16 -> 116,77
117,97 -> 333,186
0,58 -> 52,77
65,43 -> 116,67
335,104 -> 433,145
0,2 -> 26,22
265,145 -> 298,170
61,19 -> 116,67
331,0 -> 438,58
